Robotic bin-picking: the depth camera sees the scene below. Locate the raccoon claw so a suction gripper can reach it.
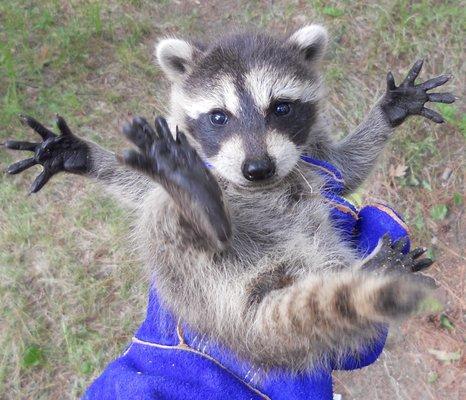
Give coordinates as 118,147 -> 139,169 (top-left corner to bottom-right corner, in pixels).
381,59 -> 455,127
411,257 -> 434,272
123,116 -> 158,152
409,247 -> 427,260
121,116 -> 232,248
154,116 -> 176,143
7,157 -> 37,174
29,170 -> 53,194
362,234 -> 435,286
5,115 -> 89,193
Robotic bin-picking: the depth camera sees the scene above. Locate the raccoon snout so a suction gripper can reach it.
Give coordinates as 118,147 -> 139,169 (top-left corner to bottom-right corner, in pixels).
242,157 -> 276,181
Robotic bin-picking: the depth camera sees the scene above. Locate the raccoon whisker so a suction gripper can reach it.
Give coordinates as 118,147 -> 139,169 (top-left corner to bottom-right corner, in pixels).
295,165 -> 314,194
290,126 -> 309,139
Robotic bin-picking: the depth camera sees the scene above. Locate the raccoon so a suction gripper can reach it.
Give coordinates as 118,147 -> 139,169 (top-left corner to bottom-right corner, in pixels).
4,25 -> 454,371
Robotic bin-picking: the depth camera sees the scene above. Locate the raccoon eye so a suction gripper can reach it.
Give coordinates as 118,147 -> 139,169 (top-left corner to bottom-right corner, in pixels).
209,110 -> 229,126
274,102 -> 291,116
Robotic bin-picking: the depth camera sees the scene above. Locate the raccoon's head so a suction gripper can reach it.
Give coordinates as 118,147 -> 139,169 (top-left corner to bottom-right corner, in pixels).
156,25 -> 328,187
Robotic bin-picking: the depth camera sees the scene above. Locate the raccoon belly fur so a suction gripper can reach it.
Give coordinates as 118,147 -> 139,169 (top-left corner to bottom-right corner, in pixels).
134,171 -> 378,372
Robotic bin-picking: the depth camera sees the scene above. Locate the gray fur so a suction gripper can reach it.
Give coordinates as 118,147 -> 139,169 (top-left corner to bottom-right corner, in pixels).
86,141 -> 155,208
134,170 -> 425,371
307,104 -> 393,194
86,26 -> 427,371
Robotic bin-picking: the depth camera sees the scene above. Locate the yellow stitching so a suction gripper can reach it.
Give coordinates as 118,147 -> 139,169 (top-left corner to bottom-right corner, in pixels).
324,200 -> 358,219
131,336 -> 271,399
176,319 -> 187,347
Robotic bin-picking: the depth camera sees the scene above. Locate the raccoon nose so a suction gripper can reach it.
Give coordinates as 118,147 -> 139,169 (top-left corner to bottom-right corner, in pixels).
242,157 -> 276,181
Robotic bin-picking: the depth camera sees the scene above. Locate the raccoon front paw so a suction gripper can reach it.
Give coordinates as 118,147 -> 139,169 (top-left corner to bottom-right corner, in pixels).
122,116 -> 212,184
121,116 -> 231,247
4,115 -> 89,193
380,59 -> 455,127
362,234 -> 436,288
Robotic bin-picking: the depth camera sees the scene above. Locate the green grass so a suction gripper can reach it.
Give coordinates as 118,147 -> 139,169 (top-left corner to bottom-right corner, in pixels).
0,1 -> 154,397
0,1 -> 464,398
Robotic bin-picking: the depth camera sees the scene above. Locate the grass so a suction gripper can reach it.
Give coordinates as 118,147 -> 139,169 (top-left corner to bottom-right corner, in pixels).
0,1 -> 464,399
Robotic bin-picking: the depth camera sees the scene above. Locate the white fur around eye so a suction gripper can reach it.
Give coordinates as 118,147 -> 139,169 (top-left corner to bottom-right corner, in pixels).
245,66 -> 324,112
219,76 -> 240,116
170,75 -> 240,120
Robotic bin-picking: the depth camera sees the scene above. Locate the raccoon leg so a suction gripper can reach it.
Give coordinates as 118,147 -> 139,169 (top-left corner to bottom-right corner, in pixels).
248,237 -> 434,366
313,60 -> 454,193
121,116 -> 231,249
4,115 -> 153,206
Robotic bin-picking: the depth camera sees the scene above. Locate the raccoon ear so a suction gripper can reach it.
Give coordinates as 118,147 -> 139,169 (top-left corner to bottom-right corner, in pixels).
155,38 -> 204,82
287,25 -> 328,64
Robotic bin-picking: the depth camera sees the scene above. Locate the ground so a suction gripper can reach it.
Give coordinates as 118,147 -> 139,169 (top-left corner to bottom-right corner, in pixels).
0,1 -> 464,399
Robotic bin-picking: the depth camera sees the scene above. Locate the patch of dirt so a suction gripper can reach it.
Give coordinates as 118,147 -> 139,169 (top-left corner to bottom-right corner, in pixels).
334,255 -> 465,400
